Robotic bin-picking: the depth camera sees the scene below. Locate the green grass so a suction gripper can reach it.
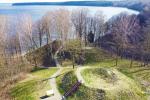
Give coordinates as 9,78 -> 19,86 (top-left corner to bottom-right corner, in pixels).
84,47 -> 135,68
56,68 -> 75,94
81,68 -> 147,100
62,59 -> 74,67
118,64 -> 150,94
58,47 -> 150,99
11,67 -> 58,100
56,68 -> 105,100
75,47 -> 150,99
84,47 -> 113,65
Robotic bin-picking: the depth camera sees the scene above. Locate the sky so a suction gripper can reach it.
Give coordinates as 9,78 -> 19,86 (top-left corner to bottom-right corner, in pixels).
0,0 -> 124,3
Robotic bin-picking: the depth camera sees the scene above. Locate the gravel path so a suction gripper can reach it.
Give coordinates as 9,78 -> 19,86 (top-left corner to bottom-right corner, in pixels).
75,67 -> 86,84
42,47 -> 62,100
43,68 -> 62,100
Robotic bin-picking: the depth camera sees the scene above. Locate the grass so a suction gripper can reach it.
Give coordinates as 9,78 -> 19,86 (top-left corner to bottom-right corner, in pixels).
56,68 -> 105,100
57,48 -> 150,100
11,47 -> 150,100
11,67 -> 58,100
84,47 -> 113,65
80,47 -> 150,99
118,64 -> 150,94
25,47 -> 150,100
84,47 -> 133,68
81,68 -> 147,100
62,59 -> 74,67
56,68 -> 75,94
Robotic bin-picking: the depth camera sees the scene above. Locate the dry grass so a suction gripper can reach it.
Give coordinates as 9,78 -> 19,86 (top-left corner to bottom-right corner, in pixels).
81,68 -> 146,100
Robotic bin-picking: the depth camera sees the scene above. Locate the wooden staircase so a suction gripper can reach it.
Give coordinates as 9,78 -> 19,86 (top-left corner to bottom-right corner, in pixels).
62,81 -> 82,100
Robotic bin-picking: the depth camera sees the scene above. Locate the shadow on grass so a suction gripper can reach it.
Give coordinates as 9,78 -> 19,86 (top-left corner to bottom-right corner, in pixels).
31,67 -> 49,72
41,72 -> 67,82
40,95 -> 50,99
131,68 -> 150,73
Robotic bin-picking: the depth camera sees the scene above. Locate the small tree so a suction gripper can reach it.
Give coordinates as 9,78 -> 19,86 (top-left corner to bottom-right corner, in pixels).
64,39 -> 82,69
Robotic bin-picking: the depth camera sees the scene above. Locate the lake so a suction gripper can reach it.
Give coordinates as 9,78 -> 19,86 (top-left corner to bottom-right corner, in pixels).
0,4 -> 139,21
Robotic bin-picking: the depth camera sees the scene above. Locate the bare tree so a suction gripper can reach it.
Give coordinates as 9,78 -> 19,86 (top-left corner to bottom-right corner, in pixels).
142,18 -> 150,66
94,11 -> 106,44
34,20 -> 44,47
17,14 -> 37,52
85,11 -> 105,46
0,15 -> 7,45
0,15 -> 33,99
0,15 -> 8,68
53,9 -> 71,44
71,8 -> 89,42
109,12 -> 141,66
39,13 -> 52,45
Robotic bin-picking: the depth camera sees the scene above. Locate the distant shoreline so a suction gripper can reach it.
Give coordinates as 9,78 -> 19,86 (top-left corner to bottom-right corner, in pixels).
12,1 -> 145,12
12,1 -> 114,6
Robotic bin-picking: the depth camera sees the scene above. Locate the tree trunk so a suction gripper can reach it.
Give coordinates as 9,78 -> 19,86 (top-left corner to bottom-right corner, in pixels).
115,56 -> 118,67
115,47 -> 119,67
72,52 -> 75,69
130,58 -> 133,68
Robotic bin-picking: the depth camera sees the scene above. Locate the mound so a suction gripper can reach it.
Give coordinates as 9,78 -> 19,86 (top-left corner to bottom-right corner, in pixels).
81,68 -> 146,100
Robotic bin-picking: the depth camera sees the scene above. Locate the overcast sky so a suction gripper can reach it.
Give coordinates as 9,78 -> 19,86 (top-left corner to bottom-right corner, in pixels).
0,0 -> 124,3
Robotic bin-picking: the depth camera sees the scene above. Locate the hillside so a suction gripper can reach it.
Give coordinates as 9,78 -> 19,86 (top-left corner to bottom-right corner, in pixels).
55,47 -> 150,100
26,40 -> 61,67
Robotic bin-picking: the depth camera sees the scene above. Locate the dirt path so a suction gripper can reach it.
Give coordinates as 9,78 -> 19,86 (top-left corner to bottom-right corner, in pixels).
43,68 -> 62,100
42,47 -> 62,100
75,67 -> 87,84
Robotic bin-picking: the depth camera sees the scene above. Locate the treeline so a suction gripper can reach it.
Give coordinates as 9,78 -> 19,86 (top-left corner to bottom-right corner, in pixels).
98,7 -> 150,65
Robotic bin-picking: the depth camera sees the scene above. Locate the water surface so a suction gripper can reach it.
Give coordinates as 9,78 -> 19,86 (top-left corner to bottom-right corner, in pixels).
0,4 -> 139,21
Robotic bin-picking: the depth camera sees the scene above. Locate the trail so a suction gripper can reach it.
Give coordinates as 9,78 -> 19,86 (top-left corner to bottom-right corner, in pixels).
42,46 -> 62,100
76,67 -> 86,84
43,68 -> 62,100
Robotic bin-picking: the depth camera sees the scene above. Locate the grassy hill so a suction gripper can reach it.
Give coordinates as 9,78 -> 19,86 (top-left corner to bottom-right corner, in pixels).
81,68 -> 146,100
56,47 -> 150,100
26,40 -> 61,67
56,68 -> 105,100
10,45 -> 150,100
